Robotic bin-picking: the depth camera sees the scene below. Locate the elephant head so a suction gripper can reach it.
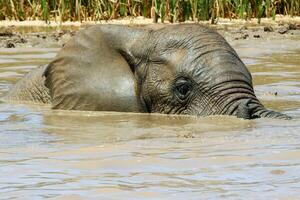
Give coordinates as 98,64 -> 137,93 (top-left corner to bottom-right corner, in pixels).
44,24 -> 290,120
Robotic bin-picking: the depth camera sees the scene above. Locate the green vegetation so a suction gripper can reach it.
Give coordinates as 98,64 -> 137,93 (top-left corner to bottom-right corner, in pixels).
0,0 -> 299,23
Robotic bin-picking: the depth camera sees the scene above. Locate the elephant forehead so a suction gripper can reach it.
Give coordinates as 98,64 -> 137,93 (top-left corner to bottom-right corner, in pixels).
159,48 -> 207,77
162,49 -> 188,65
182,45 -> 251,80
207,51 -> 251,81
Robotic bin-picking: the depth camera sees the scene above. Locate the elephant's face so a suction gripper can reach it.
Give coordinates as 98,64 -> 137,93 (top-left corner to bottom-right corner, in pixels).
45,24 -> 290,119
131,25 -> 289,119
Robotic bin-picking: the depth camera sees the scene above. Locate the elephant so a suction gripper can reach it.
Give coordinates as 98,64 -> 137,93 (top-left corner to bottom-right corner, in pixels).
4,24 -> 291,120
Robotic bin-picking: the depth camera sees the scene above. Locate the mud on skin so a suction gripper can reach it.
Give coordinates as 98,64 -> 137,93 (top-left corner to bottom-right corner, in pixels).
3,23 -> 296,119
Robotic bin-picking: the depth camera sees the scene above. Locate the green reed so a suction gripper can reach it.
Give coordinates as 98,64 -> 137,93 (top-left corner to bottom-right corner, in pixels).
0,0 -> 299,23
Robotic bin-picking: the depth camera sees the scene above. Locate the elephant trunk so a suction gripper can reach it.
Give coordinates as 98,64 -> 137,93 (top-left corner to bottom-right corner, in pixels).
234,99 -> 291,120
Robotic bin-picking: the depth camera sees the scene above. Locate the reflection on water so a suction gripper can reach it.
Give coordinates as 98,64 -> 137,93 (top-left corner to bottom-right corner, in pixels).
0,34 -> 300,199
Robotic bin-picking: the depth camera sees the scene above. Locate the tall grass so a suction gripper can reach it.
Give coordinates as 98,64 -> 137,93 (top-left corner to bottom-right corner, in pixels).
0,0 -> 299,23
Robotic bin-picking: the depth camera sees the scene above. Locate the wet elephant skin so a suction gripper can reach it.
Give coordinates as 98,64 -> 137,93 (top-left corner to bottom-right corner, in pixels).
5,24 -> 291,119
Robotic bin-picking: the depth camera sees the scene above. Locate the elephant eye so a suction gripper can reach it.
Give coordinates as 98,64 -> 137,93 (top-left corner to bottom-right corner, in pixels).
174,78 -> 193,100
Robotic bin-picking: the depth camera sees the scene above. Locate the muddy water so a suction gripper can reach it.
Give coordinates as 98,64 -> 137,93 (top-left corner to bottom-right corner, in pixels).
0,36 -> 300,199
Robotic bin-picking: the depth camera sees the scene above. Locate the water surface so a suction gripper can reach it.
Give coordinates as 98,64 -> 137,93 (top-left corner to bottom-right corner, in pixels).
0,35 -> 300,199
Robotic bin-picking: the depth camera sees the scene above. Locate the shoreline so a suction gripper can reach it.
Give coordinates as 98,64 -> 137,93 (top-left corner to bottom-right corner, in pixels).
0,16 -> 300,27
0,16 -> 299,49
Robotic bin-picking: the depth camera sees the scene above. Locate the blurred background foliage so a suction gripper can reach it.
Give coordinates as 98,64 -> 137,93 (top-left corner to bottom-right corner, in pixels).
0,0 -> 299,23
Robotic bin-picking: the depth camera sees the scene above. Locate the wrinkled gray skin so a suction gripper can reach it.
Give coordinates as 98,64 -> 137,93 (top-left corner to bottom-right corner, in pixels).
5,24 -> 291,119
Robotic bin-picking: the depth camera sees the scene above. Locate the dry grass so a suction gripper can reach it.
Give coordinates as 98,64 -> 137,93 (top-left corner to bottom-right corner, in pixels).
0,0 -> 299,23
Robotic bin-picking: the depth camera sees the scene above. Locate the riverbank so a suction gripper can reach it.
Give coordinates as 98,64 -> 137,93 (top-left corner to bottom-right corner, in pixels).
0,16 -> 300,48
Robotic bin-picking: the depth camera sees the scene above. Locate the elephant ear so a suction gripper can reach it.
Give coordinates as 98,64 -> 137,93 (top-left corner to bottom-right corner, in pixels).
44,25 -> 143,112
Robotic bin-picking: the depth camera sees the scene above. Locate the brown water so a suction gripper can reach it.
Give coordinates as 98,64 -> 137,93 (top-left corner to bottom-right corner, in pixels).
0,36 -> 300,199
